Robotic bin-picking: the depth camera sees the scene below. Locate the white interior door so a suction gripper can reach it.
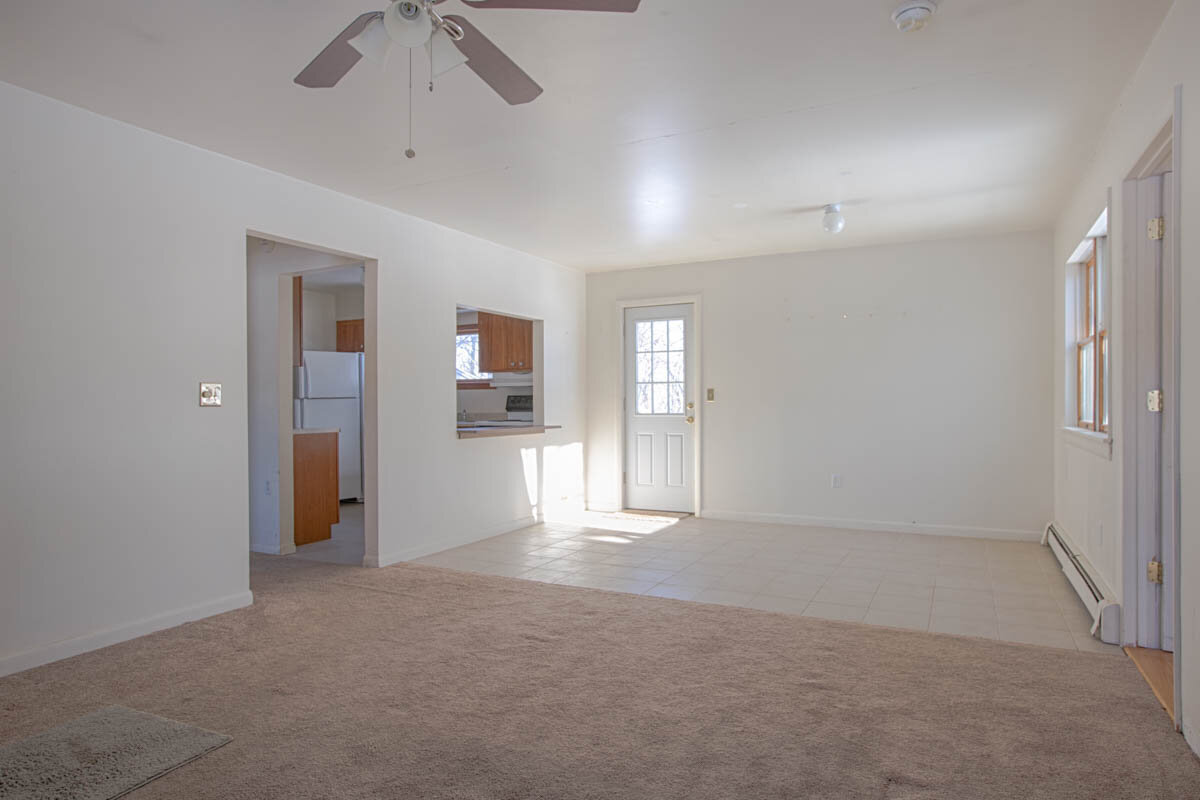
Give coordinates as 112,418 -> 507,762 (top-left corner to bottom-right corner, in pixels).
624,304 -> 695,513
1133,172 -> 1174,651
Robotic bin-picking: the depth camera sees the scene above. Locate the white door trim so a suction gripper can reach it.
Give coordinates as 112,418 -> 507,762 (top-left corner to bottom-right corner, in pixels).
614,295 -> 703,516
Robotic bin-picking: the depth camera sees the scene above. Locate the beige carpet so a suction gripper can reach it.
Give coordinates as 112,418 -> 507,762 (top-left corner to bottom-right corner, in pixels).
2,555 -> 1197,799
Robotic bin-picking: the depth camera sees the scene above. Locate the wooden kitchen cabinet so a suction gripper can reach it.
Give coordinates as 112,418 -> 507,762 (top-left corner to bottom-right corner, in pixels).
336,318 -> 365,353
478,312 -> 533,373
293,430 -> 339,546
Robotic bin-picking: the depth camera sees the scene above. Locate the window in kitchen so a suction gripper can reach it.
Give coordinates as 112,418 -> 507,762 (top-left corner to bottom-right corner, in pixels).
456,325 -> 492,387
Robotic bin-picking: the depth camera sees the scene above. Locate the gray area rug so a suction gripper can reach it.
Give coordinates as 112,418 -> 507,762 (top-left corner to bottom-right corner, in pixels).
0,706 -> 230,799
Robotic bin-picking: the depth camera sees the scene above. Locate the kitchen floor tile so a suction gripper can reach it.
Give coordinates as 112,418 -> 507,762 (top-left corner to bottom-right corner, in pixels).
802,603 -> 867,623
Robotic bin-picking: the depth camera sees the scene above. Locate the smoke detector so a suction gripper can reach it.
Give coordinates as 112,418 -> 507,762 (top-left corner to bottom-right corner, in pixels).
892,1 -> 937,32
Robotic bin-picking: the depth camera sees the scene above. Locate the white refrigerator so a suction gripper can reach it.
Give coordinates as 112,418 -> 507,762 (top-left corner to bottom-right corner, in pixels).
295,350 -> 364,501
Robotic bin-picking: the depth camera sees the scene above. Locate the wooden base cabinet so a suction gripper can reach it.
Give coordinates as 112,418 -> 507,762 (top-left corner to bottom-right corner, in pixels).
293,431 -> 339,546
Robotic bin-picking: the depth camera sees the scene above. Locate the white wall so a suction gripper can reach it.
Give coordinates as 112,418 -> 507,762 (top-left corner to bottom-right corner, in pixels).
301,288 -> 337,351
1051,0 -> 1199,751
0,81 -> 586,676
586,232 -> 1054,540
334,285 -> 365,321
247,243 -> 357,556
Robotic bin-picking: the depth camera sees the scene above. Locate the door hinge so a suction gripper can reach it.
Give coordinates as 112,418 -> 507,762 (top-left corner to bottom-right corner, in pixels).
1148,560 -> 1164,585
1147,389 -> 1164,413
1148,217 -> 1165,240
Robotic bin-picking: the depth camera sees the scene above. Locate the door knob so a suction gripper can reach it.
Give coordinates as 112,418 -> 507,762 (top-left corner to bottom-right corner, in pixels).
686,416 -> 695,424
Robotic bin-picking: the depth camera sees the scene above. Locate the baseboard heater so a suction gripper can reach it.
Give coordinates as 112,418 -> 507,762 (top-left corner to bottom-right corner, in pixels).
1042,522 -> 1120,644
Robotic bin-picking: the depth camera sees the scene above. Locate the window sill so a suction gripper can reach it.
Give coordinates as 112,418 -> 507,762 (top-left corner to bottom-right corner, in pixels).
1061,426 -> 1112,460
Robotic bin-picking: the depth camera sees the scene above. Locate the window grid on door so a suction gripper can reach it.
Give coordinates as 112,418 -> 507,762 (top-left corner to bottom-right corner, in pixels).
634,319 -> 685,415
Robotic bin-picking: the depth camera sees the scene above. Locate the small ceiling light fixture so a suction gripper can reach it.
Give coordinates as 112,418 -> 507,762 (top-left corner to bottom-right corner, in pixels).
892,0 -> 938,33
822,204 -> 846,234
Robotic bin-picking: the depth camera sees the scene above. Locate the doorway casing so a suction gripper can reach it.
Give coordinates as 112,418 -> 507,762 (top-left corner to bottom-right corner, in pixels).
248,230 -> 380,566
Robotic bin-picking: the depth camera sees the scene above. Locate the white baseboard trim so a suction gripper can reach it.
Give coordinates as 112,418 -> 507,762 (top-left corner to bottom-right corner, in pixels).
700,509 -> 1042,542
585,501 -> 622,514
368,514 -> 538,568
250,541 -> 281,555
0,590 -> 254,679
1184,719 -> 1198,757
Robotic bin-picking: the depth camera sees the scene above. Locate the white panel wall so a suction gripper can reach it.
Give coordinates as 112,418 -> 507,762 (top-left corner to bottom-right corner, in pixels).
586,232 -> 1054,539
1051,0 -> 1199,752
0,82 -> 585,676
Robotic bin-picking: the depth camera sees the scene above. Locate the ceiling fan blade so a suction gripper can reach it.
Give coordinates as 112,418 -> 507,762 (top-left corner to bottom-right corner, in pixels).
294,12 -> 381,88
443,15 -> 544,105
459,0 -> 640,11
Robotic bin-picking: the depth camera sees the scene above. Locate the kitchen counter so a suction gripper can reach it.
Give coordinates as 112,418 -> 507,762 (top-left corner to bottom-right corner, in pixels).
456,424 -> 562,440
293,428 -> 339,436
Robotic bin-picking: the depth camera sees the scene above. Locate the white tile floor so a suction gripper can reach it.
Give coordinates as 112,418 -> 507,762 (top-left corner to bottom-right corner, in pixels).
413,512 -> 1123,654
293,502 -> 365,566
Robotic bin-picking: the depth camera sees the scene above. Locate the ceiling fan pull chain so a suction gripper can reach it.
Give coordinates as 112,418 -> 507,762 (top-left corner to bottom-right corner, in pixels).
405,49 -> 416,159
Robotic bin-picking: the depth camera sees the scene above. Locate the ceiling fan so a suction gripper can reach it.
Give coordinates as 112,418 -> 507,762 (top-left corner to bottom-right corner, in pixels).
295,0 -> 641,105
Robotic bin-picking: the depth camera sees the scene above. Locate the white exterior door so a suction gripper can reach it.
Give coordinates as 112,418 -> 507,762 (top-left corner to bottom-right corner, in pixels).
624,304 -> 696,513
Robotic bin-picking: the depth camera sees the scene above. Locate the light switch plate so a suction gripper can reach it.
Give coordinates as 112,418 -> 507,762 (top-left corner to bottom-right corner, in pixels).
706,388 -> 715,402
199,382 -> 222,407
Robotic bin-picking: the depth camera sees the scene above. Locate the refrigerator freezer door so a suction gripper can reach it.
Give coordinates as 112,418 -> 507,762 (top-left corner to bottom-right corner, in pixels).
297,398 -> 363,500
302,351 -> 361,399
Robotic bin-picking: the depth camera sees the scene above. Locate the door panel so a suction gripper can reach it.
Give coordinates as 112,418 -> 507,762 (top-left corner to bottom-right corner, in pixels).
1161,171 -> 1176,651
624,304 -> 695,513
1134,174 -> 1167,650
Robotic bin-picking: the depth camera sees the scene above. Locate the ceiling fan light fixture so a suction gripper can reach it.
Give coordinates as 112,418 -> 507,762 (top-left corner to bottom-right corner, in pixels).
427,29 -> 470,77
348,16 -> 393,64
822,204 -> 846,235
892,1 -> 937,33
384,0 -> 435,48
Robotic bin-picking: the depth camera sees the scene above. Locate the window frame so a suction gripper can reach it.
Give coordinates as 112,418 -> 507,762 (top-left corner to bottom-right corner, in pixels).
1075,241 -> 1109,432
456,324 -> 492,390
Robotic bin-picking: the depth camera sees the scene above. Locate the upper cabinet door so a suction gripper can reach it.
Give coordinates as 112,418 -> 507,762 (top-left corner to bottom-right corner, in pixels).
337,319 -> 365,352
478,312 -> 533,372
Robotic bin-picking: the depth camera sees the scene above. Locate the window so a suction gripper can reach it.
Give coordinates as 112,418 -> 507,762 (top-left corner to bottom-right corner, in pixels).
1075,240 -> 1108,432
456,325 -> 491,386
634,318 -> 685,415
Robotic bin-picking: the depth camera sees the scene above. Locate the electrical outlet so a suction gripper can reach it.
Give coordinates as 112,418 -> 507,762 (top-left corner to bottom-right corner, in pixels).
831,474 -> 843,489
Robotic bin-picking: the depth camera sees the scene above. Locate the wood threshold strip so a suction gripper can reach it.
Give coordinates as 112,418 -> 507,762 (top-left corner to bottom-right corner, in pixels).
1124,646 -> 1175,724
456,425 -> 562,440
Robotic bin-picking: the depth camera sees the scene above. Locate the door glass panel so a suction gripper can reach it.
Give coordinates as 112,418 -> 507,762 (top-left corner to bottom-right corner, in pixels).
652,352 -> 668,382
636,383 -> 652,414
668,319 -> 684,351
636,353 -> 653,383
669,383 -> 685,414
652,320 -> 668,351
653,383 -> 669,414
636,321 -> 652,353
668,352 -> 685,382
633,317 -> 687,415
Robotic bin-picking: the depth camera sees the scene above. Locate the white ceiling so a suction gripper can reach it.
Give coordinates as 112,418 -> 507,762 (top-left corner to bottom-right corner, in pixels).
0,1 -> 1170,271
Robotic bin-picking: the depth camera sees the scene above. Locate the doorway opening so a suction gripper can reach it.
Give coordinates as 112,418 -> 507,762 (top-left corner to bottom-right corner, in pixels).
246,235 -> 377,567
621,301 -> 700,515
1119,104 -> 1181,727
